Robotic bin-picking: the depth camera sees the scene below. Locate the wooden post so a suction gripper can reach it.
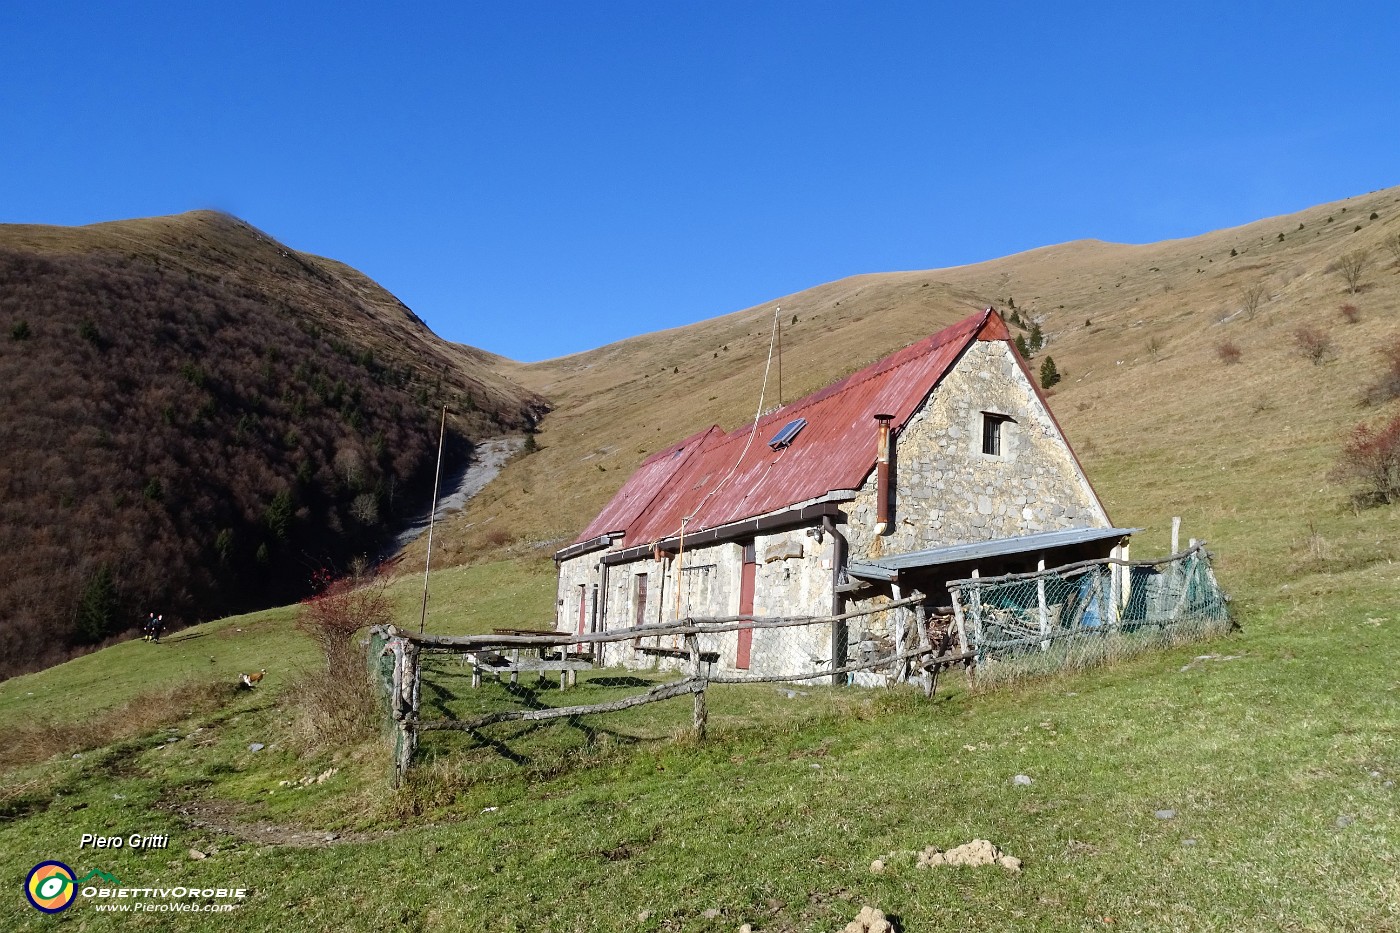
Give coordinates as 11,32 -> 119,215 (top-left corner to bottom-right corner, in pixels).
892,583 -> 907,684
1108,545 -> 1121,628
390,639 -> 412,786
969,570 -> 983,649
389,639 -> 404,720
1120,540 -> 1132,611
914,601 -> 933,698
1172,516 -> 1181,555
405,643 -> 421,767
687,633 -> 707,740
1036,557 -> 1049,650
950,589 -> 969,656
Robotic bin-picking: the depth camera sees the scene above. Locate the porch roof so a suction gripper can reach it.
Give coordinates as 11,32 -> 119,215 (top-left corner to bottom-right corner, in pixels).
846,526 -> 1139,582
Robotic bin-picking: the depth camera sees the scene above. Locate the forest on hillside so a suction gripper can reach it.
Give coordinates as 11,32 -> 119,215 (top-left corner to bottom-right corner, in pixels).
0,240 -> 539,678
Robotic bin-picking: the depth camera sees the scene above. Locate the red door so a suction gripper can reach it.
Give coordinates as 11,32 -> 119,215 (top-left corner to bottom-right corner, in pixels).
737,544 -> 756,669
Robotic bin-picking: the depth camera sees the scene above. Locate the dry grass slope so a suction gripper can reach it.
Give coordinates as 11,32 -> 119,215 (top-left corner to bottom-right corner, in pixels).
427,186 -> 1400,612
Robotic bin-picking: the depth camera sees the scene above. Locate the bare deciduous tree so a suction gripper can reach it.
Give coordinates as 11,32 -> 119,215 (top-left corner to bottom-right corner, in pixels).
1383,232 -> 1400,267
1241,282 -> 1268,319
1337,249 -> 1369,294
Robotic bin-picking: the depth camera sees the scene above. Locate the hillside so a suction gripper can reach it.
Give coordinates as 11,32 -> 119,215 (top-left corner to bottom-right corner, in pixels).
1,188 -> 1398,931
430,187 -> 1400,606
0,211 -> 546,677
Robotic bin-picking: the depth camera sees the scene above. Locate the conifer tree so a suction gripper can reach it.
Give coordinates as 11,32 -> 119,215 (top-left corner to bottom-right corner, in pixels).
1029,323 -> 1044,354
1039,355 -> 1061,390
75,566 -> 119,643
1014,334 -> 1031,359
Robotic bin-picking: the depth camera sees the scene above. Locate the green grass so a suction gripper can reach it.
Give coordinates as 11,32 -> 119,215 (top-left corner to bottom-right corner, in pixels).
385,556 -> 557,636
0,556 -> 557,734
2,556 -> 1396,931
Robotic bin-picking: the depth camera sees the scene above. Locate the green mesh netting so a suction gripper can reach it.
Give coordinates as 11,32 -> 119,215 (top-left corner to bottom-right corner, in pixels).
367,627 -> 395,695
366,627 -> 405,768
950,549 -> 1231,685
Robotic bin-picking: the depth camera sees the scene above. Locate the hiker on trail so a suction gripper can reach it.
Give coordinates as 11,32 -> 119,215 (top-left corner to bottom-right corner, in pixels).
152,614 -> 165,643
143,613 -> 157,642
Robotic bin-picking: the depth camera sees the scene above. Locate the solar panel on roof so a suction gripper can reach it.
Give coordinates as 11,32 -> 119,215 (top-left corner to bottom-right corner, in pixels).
768,418 -> 807,450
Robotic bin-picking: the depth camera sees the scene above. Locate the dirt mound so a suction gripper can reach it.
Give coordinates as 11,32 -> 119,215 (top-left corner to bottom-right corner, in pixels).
843,904 -> 896,933
917,839 -> 1021,871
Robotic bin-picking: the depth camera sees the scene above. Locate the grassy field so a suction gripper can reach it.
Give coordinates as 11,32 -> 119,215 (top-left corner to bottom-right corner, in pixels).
1,546 -> 1396,930
3,187 -> 1399,929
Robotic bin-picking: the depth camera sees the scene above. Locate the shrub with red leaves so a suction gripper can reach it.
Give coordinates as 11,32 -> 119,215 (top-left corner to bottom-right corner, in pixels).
1363,335 -> 1400,407
294,575 -> 391,745
1292,326 -> 1333,365
298,576 -> 391,674
1332,415 -> 1400,508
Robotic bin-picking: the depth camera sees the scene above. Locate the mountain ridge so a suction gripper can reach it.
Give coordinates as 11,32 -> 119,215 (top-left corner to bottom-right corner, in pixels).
0,210 -> 545,677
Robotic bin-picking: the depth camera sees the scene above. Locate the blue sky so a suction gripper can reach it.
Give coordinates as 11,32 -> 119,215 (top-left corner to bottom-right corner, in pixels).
3,2 -> 1398,361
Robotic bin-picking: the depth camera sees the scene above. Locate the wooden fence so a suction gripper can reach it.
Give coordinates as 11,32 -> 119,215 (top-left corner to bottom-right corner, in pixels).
371,593 -> 974,785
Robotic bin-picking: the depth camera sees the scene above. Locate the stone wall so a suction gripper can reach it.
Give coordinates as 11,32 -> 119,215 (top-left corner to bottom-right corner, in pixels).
746,528 -> 834,679
556,529 -> 836,679
554,551 -> 597,637
845,339 -> 1108,561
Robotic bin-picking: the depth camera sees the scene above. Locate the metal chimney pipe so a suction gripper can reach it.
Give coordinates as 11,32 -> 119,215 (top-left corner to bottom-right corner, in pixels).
873,413 -> 893,536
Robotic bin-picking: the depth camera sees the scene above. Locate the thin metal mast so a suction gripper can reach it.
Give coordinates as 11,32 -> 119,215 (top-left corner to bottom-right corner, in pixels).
419,405 -> 447,634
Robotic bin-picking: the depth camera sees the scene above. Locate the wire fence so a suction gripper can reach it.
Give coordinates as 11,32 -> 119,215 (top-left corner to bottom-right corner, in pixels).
947,543 -> 1231,686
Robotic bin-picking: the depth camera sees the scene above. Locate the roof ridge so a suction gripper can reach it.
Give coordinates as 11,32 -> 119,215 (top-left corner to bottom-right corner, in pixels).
738,308 -> 990,430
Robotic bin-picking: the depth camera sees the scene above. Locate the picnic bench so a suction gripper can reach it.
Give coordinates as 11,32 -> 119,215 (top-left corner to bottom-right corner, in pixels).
463,628 -> 595,690
634,644 -> 720,664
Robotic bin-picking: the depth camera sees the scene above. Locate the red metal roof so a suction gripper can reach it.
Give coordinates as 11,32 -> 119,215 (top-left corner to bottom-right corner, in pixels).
572,309 -> 1005,549
573,425 -> 724,543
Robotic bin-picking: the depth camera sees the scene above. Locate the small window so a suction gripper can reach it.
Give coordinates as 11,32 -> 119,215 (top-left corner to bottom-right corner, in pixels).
982,413 -> 1012,456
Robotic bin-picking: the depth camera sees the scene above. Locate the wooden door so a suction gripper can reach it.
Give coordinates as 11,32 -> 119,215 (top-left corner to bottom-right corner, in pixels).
577,584 -> 587,635
633,575 -> 648,627
737,544 -> 756,670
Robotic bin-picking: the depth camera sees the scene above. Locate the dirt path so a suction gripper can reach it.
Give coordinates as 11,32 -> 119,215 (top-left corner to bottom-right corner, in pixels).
161,799 -> 394,849
386,435 -> 525,555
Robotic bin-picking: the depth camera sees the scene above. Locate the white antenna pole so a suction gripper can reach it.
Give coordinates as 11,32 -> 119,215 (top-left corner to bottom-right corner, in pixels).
419,405 -> 447,634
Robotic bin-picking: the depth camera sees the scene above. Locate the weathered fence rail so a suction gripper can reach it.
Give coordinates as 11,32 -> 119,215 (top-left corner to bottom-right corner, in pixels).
369,593 -> 972,785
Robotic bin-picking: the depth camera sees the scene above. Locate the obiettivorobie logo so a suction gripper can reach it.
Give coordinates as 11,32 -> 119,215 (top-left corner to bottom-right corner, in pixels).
25,862 -> 108,913
26,860 -> 245,914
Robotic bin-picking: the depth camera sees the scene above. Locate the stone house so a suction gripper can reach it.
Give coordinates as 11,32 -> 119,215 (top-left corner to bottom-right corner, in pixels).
553,308 -> 1132,680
